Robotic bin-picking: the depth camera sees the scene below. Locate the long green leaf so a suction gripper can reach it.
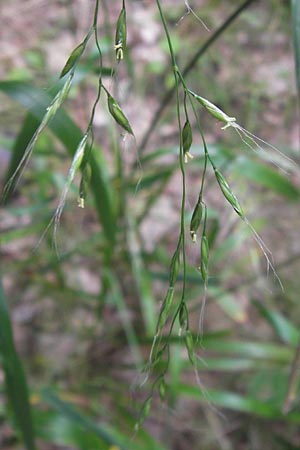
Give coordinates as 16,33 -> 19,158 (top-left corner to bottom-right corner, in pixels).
143,334 -> 293,363
126,215 -> 157,335
233,157 -> 299,200
4,113 -> 40,184
253,299 -> 299,346
42,389 -> 128,449
42,389 -> 162,450
0,276 -> 36,450
201,339 -> 292,362
0,80 -> 116,246
102,270 -> 143,367
209,286 -> 247,323
180,384 -> 300,422
35,411 -> 105,449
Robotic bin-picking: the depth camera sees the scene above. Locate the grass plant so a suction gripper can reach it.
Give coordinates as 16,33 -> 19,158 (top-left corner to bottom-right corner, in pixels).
0,1 -> 300,449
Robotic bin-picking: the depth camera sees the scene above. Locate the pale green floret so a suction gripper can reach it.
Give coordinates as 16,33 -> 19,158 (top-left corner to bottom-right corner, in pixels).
115,7 -> 126,61
182,120 -> 193,152
200,97 -> 235,124
188,89 -> 236,126
59,72 -> 74,99
179,303 -> 188,336
60,42 -> 85,78
200,234 -> 209,284
169,249 -> 180,287
190,202 -> 203,242
52,132 -> 89,245
185,330 -> 196,365
214,169 -> 244,218
135,397 -> 152,431
78,162 -> 92,209
182,120 -> 194,162
69,133 -> 89,179
156,287 -> 174,333
107,93 -> 133,135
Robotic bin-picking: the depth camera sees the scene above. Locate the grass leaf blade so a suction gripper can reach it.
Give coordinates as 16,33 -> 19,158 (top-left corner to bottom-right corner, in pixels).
180,384 -> 300,421
0,80 -> 117,246
42,389 -> 135,450
0,277 -> 36,450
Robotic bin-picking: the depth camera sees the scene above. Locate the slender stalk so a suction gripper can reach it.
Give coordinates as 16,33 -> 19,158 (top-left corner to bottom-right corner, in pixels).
176,65 -> 213,187
81,0 -> 103,181
156,0 -> 177,68
155,0 -> 187,302
93,0 -> 100,27
91,0 -> 103,126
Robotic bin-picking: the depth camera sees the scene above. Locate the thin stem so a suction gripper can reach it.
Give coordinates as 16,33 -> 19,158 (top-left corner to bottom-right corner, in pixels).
93,0 -> 100,27
93,0 -> 103,76
177,84 -> 187,298
155,0 -> 177,69
83,0 -> 103,162
176,66 -> 213,193
155,0 -> 187,301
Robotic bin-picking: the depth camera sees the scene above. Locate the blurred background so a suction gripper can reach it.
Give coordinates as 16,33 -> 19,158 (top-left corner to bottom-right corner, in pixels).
1,0 -> 300,449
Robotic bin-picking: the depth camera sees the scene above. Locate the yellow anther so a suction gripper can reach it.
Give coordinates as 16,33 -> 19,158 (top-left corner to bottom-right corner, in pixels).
190,231 -> 197,243
114,42 -> 124,60
184,151 -> 194,163
78,198 -> 85,208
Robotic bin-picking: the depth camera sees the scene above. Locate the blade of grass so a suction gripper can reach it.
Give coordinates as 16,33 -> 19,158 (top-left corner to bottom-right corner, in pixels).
179,383 -> 300,422
42,389 -> 160,450
102,270 -> 144,368
38,414 -> 105,449
127,166 -> 177,192
209,286 -> 247,323
253,300 -> 300,413
187,357 -> 270,372
233,157 -> 299,200
42,389 -> 129,449
126,215 -> 157,335
143,334 -> 293,363
115,406 -> 169,450
3,113 -> 40,184
0,81 -> 116,247
201,338 -> 293,362
253,299 -> 299,346
137,175 -> 174,224
0,276 -> 36,450
1,221 -> 49,245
